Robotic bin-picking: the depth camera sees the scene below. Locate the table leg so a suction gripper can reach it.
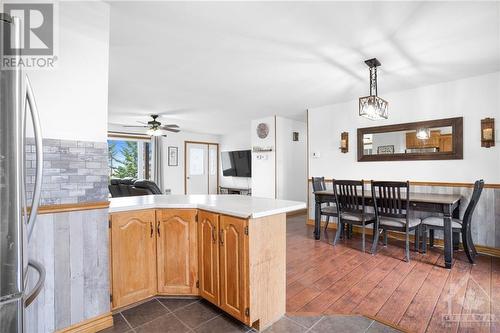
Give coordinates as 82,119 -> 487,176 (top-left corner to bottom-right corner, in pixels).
314,199 -> 321,240
452,204 -> 460,250
444,206 -> 453,269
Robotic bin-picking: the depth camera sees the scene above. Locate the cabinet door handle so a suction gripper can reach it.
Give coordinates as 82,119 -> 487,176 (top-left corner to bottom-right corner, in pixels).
219,230 -> 224,246
150,222 -> 153,238
212,228 -> 217,243
157,221 -> 161,237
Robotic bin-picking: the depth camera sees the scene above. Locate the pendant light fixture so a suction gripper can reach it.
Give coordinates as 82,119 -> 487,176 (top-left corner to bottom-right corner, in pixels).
359,58 -> 388,120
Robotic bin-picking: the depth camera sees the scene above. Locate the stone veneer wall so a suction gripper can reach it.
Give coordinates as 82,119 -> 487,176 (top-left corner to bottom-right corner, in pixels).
26,138 -> 109,205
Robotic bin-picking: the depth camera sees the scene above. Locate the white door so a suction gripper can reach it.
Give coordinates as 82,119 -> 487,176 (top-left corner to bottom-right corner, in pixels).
186,143 -> 209,194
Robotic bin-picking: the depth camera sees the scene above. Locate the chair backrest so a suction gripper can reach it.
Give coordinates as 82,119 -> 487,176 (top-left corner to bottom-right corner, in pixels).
333,179 -> 365,214
312,177 -> 327,192
371,181 -> 409,219
461,179 -> 484,232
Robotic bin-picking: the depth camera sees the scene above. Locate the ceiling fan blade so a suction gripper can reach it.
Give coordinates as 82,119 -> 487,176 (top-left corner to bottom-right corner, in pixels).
136,121 -> 148,125
123,125 -> 149,128
162,127 -> 180,133
163,124 -> 179,128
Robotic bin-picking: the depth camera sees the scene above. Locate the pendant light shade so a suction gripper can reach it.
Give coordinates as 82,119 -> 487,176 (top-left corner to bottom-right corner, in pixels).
359,58 -> 388,120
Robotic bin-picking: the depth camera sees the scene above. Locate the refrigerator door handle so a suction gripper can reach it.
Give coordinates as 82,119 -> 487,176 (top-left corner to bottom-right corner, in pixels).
25,75 -> 43,241
24,259 -> 45,307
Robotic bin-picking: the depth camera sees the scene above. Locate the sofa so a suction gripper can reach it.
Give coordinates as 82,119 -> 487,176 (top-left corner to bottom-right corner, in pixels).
108,178 -> 163,197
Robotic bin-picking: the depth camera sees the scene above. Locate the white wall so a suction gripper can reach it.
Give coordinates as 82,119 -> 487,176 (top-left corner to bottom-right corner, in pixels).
219,131 -> 252,189
251,116 -> 276,198
276,117 -> 307,202
309,72 -> 500,183
28,1 -> 110,142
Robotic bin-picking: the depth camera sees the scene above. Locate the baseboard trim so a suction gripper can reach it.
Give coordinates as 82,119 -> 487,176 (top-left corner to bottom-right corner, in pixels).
56,312 -> 113,333
306,219 -> 500,258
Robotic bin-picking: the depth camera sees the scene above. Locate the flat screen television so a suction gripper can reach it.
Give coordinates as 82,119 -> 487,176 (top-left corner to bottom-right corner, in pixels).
221,150 -> 252,177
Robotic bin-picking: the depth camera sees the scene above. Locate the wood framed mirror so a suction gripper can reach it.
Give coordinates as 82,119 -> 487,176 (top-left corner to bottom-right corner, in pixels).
357,117 -> 463,162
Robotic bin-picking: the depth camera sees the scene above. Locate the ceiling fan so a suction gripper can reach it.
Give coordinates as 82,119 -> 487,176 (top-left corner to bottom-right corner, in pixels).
123,114 -> 180,136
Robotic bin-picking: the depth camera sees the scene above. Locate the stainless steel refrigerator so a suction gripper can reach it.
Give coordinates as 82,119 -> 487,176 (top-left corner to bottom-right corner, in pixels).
1,13 -> 45,333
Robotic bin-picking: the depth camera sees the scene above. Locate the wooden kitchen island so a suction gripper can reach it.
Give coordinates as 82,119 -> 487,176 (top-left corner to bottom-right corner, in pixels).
108,195 -> 305,331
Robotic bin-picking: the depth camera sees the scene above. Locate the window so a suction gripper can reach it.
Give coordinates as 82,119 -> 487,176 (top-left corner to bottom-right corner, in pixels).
108,137 -> 152,179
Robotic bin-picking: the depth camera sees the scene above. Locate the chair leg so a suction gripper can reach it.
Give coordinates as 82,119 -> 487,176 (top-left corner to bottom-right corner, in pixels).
383,229 -> 388,246
422,226 -> 427,254
462,231 -> 473,263
333,219 -> 343,246
414,226 -> 420,252
371,222 -> 379,254
468,229 -> 477,257
324,216 -> 330,231
429,229 -> 434,248
362,223 -> 366,253
405,231 -> 410,262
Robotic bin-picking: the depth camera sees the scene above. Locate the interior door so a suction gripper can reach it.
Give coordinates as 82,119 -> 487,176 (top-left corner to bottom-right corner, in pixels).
219,215 -> 248,323
197,210 -> 219,306
111,210 -> 157,308
156,209 -> 198,295
186,143 -> 209,194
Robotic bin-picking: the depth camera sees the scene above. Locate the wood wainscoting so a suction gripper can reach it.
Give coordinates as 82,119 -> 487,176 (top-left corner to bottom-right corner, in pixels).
56,312 -> 113,333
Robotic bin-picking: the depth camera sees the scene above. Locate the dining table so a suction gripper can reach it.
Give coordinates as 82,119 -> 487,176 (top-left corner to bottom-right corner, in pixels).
313,190 -> 462,269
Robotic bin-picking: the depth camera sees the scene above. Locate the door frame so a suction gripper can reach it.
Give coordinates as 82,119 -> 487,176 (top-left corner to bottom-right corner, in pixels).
184,141 -> 220,195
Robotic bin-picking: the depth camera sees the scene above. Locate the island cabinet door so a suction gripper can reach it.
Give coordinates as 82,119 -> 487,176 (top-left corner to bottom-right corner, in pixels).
156,209 -> 198,295
219,215 -> 249,324
111,210 -> 157,309
197,211 -> 220,306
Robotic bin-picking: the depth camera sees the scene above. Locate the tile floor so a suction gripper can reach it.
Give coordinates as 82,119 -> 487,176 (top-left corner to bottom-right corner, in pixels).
101,297 -> 402,333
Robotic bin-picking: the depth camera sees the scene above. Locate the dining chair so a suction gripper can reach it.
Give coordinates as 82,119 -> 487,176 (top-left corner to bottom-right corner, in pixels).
421,179 -> 484,263
371,181 -> 421,262
312,177 -> 338,231
332,180 -> 376,252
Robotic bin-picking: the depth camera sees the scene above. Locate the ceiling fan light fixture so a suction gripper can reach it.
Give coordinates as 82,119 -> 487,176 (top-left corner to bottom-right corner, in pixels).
147,128 -> 163,136
359,58 -> 388,120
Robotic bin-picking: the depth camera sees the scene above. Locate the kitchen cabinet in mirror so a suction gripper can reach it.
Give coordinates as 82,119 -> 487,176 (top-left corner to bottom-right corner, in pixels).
357,117 -> 463,161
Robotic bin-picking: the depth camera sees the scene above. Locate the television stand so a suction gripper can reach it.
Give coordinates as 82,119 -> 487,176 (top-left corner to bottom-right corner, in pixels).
219,186 -> 252,196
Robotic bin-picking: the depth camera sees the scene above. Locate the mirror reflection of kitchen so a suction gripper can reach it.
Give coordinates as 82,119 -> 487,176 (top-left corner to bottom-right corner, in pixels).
363,126 -> 453,155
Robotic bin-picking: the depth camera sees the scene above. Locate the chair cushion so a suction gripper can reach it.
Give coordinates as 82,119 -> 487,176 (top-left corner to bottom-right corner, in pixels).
379,217 -> 421,228
321,206 -> 338,215
340,212 -> 376,222
422,216 -> 462,229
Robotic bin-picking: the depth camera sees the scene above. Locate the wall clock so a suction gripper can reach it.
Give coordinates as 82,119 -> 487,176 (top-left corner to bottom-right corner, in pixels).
256,123 -> 269,139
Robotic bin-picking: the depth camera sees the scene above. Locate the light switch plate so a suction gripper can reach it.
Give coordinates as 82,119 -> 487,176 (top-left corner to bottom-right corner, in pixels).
312,152 -> 320,158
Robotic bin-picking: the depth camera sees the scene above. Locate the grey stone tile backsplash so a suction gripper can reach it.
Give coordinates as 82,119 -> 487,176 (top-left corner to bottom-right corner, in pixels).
26,138 -> 109,205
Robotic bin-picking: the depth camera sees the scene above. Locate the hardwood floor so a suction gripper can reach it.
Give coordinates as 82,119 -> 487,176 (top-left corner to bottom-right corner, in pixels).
285,215 -> 500,333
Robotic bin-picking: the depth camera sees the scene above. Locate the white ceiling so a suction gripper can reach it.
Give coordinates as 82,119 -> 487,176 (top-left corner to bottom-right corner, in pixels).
108,1 -> 500,135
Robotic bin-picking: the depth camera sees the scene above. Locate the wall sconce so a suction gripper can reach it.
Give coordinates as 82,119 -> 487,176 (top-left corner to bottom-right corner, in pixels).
340,132 -> 348,153
481,118 -> 495,148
